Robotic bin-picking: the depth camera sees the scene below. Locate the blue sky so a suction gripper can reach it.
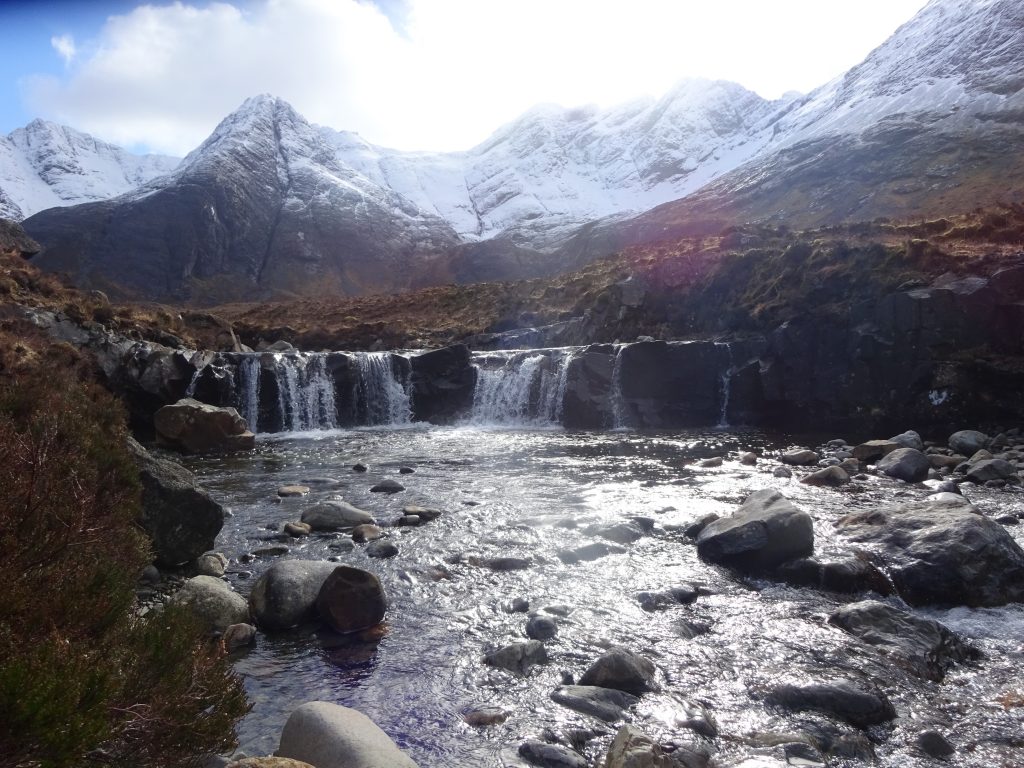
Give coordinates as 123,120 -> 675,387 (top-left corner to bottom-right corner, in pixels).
1,0 -> 929,156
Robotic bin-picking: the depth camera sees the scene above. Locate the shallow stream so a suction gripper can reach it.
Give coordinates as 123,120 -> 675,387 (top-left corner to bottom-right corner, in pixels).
184,426 -> 1024,767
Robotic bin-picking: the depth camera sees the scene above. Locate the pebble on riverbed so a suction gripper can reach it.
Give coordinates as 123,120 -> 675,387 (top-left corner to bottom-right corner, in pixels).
277,485 -> 310,497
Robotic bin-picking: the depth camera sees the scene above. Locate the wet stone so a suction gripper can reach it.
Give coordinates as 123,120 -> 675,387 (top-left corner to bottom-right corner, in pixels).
277,485 -> 310,497
365,539 -> 399,559
525,615 -> 558,640
463,707 -> 508,727
370,479 -> 405,493
483,640 -> 547,675
517,740 -> 587,768
551,685 -> 639,722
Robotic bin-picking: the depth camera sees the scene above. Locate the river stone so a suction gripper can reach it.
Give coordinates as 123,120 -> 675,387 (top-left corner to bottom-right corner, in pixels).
828,600 -> 979,681
889,430 -> 924,451
315,566 -> 387,633
578,647 -> 657,695
170,575 -> 249,632
526,615 -> 558,640
226,759 -> 314,768
278,701 -> 419,768
781,449 -> 819,466
740,452 -> 758,465
604,724 -> 712,768
352,524 -> 383,542
835,496 -> 1024,606
966,458 -> 1018,484
365,539 -> 399,559
301,500 -> 374,530
595,522 -> 645,544
929,454 -> 963,469
550,685 -> 639,721
154,398 -> 255,453
221,622 -> 257,652
772,466 -> 792,479
699,457 -> 723,468
482,556 -> 532,571
283,522 -> 311,537
800,466 -> 850,487
768,680 -> 896,727
127,437 -> 224,567
852,440 -> 901,462
277,485 -> 310,497
402,505 -> 443,521
876,448 -> 931,483
195,551 -> 228,577
484,640 -> 547,675
917,730 -> 955,758
518,740 -> 587,768
370,479 -> 405,493
463,706 -> 508,727
249,560 -> 338,630
696,489 -> 813,572
558,541 -> 627,564
949,430 -> 989,455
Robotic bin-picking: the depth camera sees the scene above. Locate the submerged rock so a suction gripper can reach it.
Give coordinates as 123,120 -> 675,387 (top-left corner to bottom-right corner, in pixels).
768,680 -> 896,727
301,500 -> 374,530
517,740 -> 587,768
836,496 -> 1024,606
697,489 -> 813,572
370,479 -> 405,493
604,724 -> 712,768
484,640 -> 547,675
550,685 -> 639,721
828,600 -> 979,681
277,701 -> 419,768
315,566 -> 387,634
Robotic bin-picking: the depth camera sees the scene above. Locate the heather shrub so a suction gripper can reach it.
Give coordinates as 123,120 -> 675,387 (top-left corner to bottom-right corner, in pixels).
0,338 -> 247,767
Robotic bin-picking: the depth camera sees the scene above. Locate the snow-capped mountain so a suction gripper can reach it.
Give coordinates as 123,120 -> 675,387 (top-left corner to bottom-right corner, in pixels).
25,97 -> 461,301
321,79 -> 790,245
0,120 -> 179,220
21,0 -> 1024,301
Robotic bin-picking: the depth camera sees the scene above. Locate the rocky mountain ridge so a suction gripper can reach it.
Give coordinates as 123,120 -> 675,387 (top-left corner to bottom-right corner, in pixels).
0,119 -> 179,220
19,0 -> 1024,301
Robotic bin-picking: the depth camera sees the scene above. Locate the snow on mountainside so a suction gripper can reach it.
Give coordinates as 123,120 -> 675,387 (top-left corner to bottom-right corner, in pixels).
0,120 -> 179,220
320,79 -> 792,245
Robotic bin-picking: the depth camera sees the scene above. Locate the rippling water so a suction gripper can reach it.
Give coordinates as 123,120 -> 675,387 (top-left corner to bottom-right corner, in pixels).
183,427 -> 1024,767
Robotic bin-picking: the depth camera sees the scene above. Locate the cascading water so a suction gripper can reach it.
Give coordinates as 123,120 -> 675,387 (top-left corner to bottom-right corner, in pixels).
716,342 -> 735,428
467,349 -> 576,426
237,355 -> 261,433
353,352 -> 412,426
235,353 -> 338,433
609,345 -> 628,429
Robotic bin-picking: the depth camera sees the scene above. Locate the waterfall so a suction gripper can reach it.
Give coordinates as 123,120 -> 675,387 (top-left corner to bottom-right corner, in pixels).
716,343 -> 734,428
235,353 -> 338,433
237,355 -> 261,433
609,345 -> 628,429
467,349 -> 575,426
353,352 -> 411,426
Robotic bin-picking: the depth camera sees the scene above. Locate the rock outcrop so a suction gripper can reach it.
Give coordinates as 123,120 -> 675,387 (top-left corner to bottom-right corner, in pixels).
154,398 -> 255,453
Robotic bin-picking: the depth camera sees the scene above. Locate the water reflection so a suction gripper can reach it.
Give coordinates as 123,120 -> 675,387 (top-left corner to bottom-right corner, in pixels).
184,427 -> 1024,767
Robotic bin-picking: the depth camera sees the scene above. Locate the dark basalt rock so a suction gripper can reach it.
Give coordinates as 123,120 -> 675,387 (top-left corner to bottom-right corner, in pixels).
768,679 -> 896,728
409,345 -> 476,424
697,489 -> 813,573
836,496 -> 1024,606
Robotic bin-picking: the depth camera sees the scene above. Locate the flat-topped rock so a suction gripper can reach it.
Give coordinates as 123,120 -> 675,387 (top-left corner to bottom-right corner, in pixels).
154,398 -> 255,453
697,489 -> 813,572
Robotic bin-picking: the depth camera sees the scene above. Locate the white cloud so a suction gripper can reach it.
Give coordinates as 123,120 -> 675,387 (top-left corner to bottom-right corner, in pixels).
23,0 -> 928,156
50,34 -> 77,65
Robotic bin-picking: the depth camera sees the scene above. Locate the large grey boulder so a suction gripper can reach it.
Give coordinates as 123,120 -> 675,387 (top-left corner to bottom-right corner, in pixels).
249,560 -> 338,630
696,489 -> 813,572
889,430 -> 924,451
154,398 -> 255,453
829,600 -> 979,681
127,437 -> 224,566
836,496 -> 1024,606
301,500 -> 374,530
169,575 -> 249,632
315,566 -> 387,633
277,702 -> 419,768
949,430 -> 989,456
876,447 -> 930,483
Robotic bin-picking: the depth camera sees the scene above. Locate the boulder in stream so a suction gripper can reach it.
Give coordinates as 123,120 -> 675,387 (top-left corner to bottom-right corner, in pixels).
278,701 -> 419,768
154,398 -> 255,452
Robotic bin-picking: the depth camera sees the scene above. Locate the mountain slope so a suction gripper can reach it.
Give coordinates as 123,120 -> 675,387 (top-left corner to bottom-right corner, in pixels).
26,97 -> 462,302
571,0 -> 1024,253
0,120 -> 179,220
